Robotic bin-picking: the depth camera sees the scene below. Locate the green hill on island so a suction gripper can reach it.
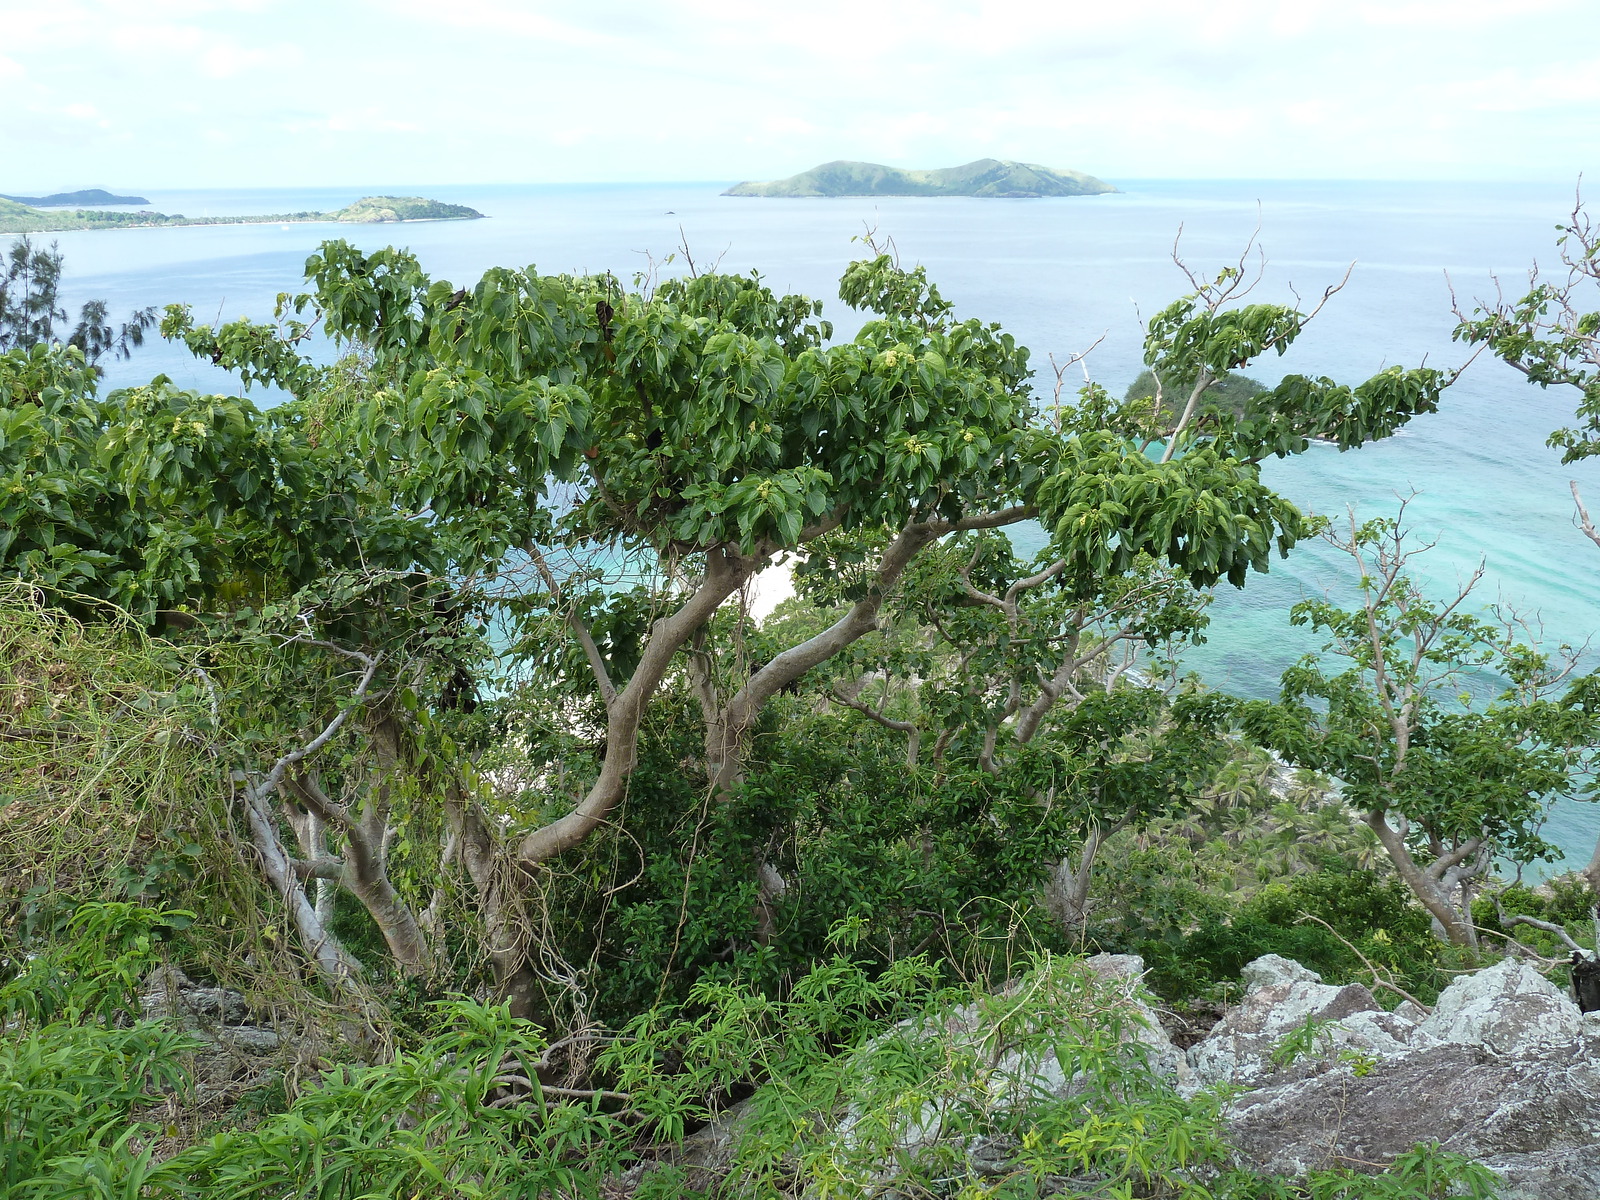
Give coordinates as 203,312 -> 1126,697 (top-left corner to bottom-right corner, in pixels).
725,158 -> 1116,198
0,188 -> 151,206
0,194 -> 484,234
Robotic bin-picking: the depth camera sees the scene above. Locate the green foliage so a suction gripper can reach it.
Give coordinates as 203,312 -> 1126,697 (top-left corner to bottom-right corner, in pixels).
1117,866 -> 1446,1005
1453,203 -> 1600,464
0,594 -> 221,916
1,1019 -> 200,1199
1124,365 -> 1268,420
0,197 -> 482,235
2,902 -> 194,1026
151,1000 -> 624,1200
1,902 -> 203,1198
1232,512 -> 1599,947
3,230 -> 1508,1198
1473,879 -> 1599,960
8,911 -> 1498,1199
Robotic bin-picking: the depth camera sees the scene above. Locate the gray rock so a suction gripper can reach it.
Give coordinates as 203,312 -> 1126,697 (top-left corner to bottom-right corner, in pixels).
1081,953 -> 1185,1081
1213,955 -> 1599,1199
1393,999 -> 1430,1024
1186,954 -> 1383,1089
1227,1042 -> 1600,1191
1476,1149 -> 1600,1200
1420,956 -> 1585,1057
140,964 -> 252,1025
1327,1007 -> 1436,1059
139,963 -> 287,1059
214,1026 -> 281,1054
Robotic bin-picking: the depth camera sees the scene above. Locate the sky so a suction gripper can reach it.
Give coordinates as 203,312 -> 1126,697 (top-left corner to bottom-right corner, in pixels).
2,0 -> 1596,189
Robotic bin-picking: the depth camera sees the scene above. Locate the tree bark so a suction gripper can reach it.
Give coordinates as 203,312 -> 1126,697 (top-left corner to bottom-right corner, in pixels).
704,506 -> 1033,798
447,788 -> 543,1020
1365,811 -> 1480,949
287,757 -> 433,977
1044,818 -> 1127,933
518,543 -> 763,865
240,782 -> 366,992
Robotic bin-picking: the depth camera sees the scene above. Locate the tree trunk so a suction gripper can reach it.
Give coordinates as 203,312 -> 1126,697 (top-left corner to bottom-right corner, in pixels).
705,520 -> 947,797
519,544 -> 762,865
240,783 -> 366,992
286,766 -> 433,977
1365,812 -> 1480,949
1045,820 -> 1124,934
447,788 -> 543,1020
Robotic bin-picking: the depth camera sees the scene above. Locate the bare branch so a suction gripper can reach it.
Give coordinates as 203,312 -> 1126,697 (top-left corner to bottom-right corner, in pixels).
292,856 -> 347,882
1297,912 -> 1434,1013
829,685 -> 918,736
256,652 -> 382,800
1572,481 -> 1600,549
1493,895 -> 1593,957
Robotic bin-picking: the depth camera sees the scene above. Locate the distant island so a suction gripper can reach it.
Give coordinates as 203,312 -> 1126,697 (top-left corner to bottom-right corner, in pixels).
0,195 -> 485,234
0,189 -> 151,206
725,158 -> 1116,199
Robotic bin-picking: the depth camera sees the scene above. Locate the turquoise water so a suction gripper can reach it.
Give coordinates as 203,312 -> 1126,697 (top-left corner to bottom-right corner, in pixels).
47,178 -> 1600,873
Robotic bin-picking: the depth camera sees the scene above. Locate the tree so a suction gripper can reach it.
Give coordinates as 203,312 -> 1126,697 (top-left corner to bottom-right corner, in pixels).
1453,195 -> 1600,893
1237,506 -> 1598,947
789,245 -> 1450,933
0,236 -> 154,366
3,232 -> 1452,1011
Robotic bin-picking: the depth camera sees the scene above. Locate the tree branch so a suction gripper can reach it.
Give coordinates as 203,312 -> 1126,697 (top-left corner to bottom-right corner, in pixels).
518,543 -> 761,864
1572,480 -> 1600,549
528,542 -> 617,709
1492,895 -> 1593,957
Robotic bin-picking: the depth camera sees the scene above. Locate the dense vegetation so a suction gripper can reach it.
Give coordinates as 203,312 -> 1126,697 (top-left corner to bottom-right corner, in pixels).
0,194 -> 483,234
2,218 -> 1597,1198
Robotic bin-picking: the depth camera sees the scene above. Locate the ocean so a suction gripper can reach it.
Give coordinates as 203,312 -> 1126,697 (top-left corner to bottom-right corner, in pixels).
39,177 -> 1600,875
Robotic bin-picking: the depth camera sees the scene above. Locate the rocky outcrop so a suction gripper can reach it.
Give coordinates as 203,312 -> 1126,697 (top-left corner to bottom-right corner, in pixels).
1185,954 -> 1393,1090
1184,954 -> 1600,1200
623,953 -> 1597,1199
141,964 -> 282,1056
1082,953 -> 1186,1077
1228,1044 -> 1600,1198
1419,955 -> 1586,1055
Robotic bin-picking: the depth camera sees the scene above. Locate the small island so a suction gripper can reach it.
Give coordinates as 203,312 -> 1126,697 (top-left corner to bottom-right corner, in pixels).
0,188 -> 152,206
0,194 -> 485,235
725,158 -> 1116,199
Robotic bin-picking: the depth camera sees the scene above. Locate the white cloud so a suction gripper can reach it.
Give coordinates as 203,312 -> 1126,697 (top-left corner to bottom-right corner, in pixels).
0,0 -> 1593,186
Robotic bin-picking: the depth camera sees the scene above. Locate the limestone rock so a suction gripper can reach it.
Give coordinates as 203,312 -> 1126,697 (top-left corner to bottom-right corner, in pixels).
1227,1042 -> 1600,1194
1081,953 -> 1185,1081
1213,954 -> 1598,1199
139,963 -> 283,1058
1583,1011 -> 1600,1055
1475,1149 -> 1600,1200
141,964 -> 251,1025
1420,956 -> 1585,1056
214,1026 -> 282,1054
1186,954 -> 1383,1088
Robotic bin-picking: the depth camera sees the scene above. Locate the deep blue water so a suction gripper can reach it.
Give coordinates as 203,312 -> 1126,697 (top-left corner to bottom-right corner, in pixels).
41,178 -> 1600,875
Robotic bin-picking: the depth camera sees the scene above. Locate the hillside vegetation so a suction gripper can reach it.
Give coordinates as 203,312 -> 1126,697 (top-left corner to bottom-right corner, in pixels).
0,194 -> 483,233
3,219 -> 1597,1199
726,157 -> 1117,197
